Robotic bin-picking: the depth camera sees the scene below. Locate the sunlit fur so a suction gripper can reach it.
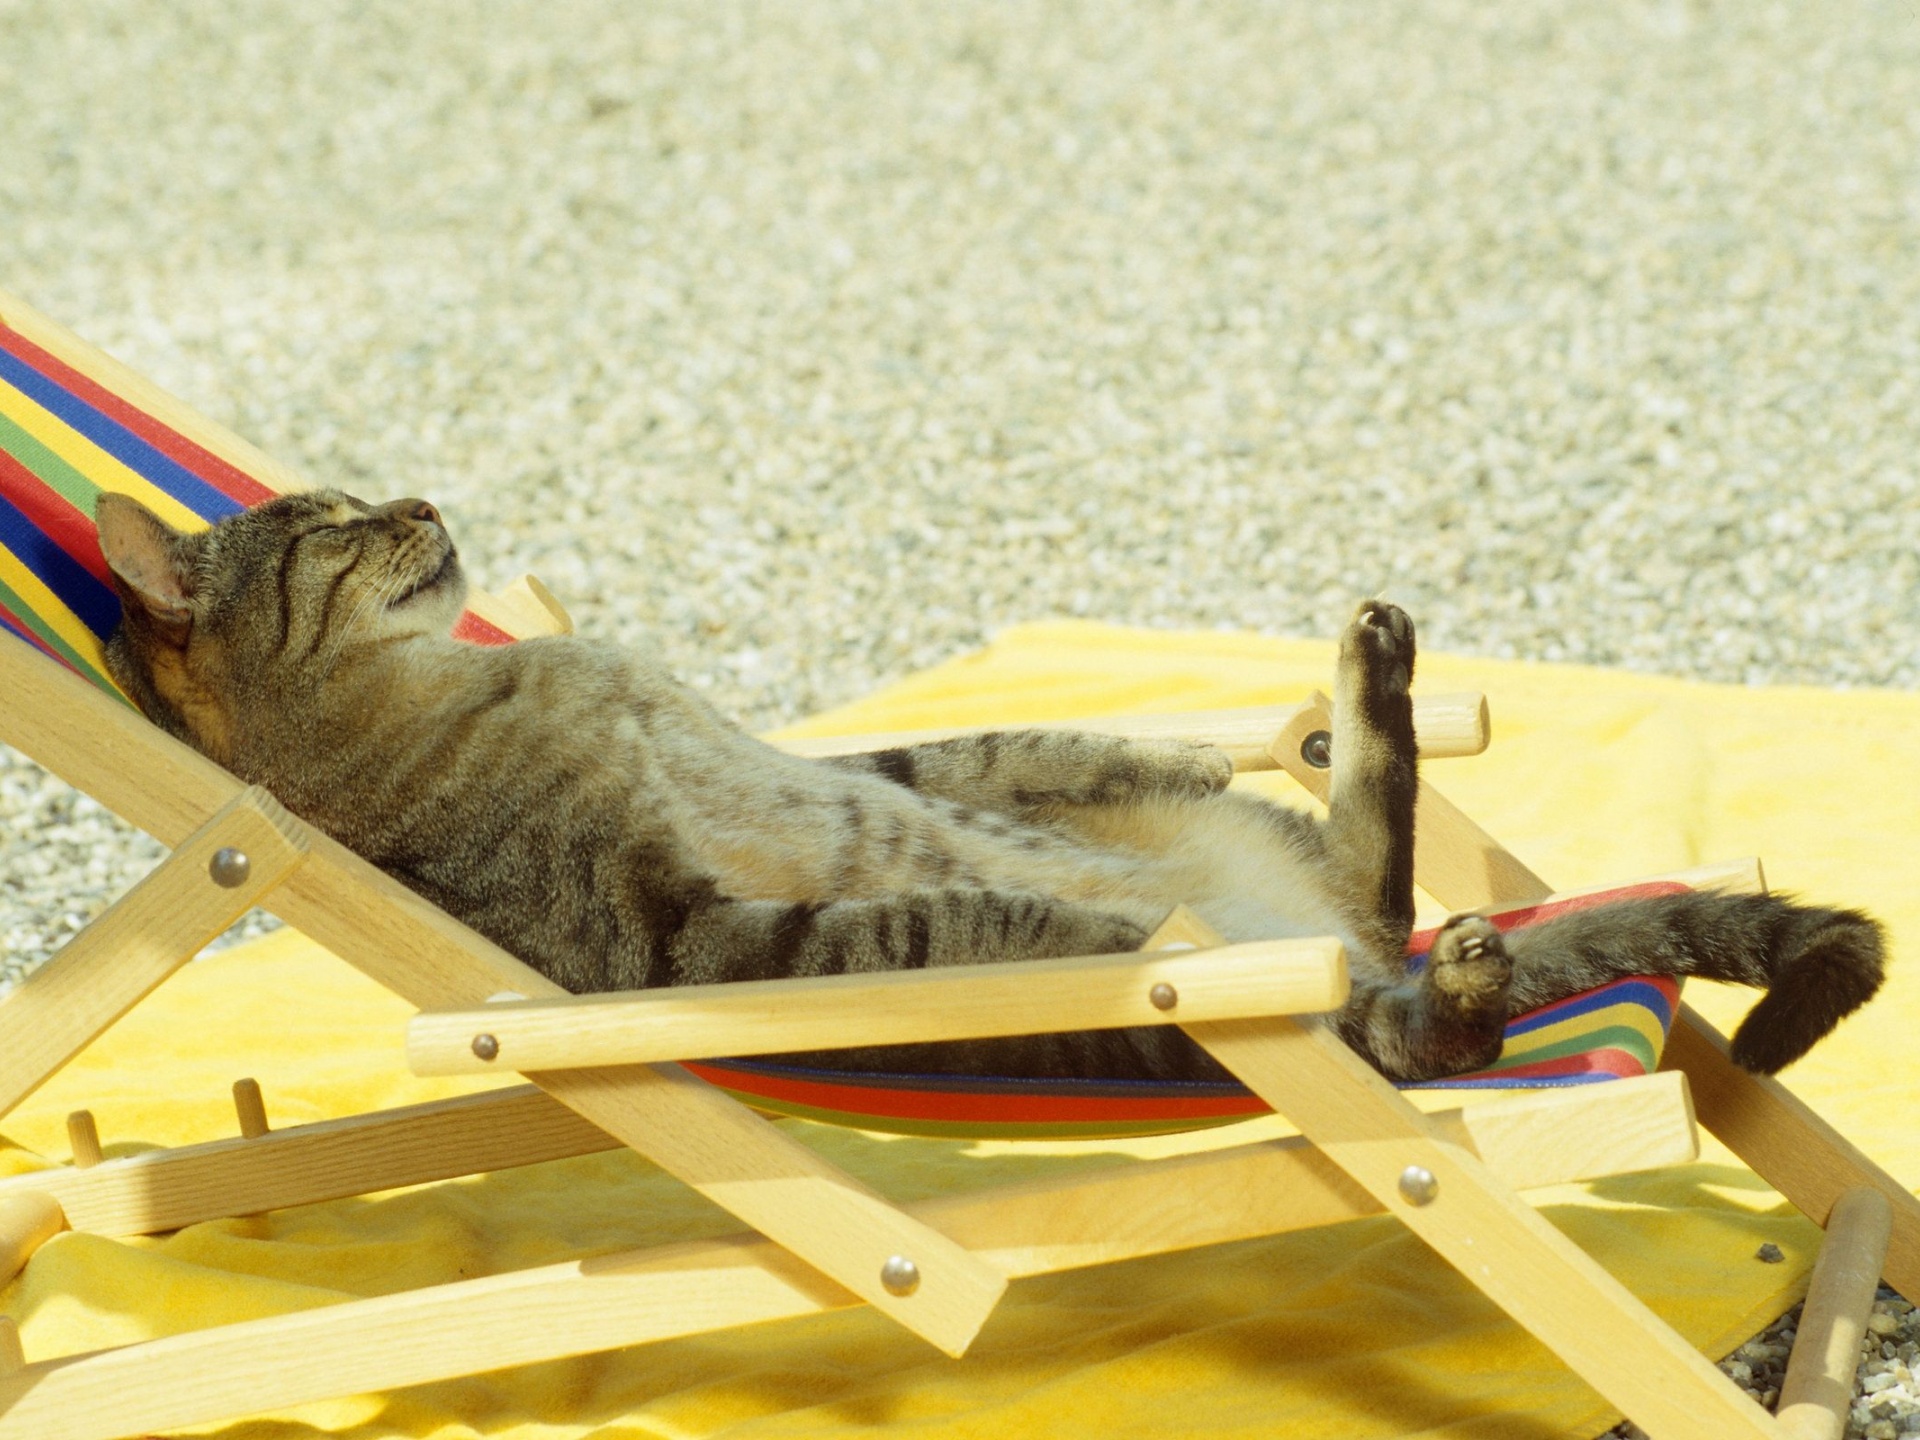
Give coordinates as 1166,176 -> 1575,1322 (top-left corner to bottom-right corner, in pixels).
97,490 -> 1885,1082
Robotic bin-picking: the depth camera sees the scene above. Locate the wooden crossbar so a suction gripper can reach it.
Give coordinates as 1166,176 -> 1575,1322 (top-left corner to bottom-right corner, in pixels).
778,690 -> 1490,771
408,935 -> 1348,1076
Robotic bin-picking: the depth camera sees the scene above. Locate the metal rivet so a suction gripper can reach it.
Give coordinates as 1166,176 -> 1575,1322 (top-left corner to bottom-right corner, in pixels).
1300,730 -> 1333,770
208,847 -> 252,888
471,1033 -> 500,1062
880,1254 -> 921,1296
1398,1164 -> 1439,1206
1148,982 -> 1178,1012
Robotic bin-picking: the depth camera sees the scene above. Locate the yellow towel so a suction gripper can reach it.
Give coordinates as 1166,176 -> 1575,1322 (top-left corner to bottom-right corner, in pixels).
5,621 -> 1914,1439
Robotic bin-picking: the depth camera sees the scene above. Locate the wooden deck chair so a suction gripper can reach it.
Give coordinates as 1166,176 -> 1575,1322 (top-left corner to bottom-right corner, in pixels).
0,285 -> 1913,1440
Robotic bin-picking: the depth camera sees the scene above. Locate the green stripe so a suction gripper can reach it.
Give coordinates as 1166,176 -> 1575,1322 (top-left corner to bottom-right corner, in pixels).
1485,1022 -> 1658,1073
0,408 -> 106,515
0,573 -> 126,702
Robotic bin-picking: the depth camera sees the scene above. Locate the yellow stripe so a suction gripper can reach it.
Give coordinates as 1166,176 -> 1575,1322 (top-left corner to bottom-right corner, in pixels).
0,546 -> 112,679
0,378 -> 207,532
1503,1000 -> 1667,1059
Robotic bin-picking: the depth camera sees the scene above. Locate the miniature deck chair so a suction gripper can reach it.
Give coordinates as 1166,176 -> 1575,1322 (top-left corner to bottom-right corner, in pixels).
0,285 -> 1913,1440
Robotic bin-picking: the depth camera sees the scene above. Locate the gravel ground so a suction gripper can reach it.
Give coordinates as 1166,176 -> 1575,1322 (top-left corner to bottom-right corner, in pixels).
2,2 -> 1917,1431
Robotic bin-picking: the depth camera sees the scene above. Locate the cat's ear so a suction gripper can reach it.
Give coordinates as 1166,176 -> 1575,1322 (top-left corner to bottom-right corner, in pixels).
95,493 -> 197,647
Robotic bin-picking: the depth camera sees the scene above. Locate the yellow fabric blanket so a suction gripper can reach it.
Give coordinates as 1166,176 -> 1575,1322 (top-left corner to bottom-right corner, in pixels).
5,621 -> 1915,1439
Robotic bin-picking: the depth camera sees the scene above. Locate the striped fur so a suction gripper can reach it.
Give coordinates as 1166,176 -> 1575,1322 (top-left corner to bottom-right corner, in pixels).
95,492 -> 1886,1082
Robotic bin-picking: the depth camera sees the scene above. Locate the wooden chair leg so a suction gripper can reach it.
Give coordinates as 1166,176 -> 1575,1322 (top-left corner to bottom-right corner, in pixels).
0,786 -> 307,1121
1777,1186 -> 1894,1440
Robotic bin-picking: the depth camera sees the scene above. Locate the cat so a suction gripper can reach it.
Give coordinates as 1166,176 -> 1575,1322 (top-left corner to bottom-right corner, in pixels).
92,487 -> 1885,1083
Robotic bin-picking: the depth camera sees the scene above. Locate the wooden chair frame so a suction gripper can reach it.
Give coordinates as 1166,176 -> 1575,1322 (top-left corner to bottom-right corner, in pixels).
0,632 -> 1913,1440
0,295 -> 1909,1440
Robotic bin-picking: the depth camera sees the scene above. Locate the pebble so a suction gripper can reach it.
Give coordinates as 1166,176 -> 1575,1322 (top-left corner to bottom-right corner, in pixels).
1,5 -> 1916,1434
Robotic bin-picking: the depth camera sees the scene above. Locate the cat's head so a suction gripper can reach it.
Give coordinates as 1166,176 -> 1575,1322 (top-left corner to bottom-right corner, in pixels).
95,488 -> 467,758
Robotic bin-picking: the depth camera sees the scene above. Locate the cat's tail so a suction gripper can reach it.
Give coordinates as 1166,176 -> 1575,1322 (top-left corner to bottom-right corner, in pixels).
1498,890 -> 1885,1074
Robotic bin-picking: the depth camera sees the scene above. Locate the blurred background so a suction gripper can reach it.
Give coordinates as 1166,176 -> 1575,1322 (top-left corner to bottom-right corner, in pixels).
2,0 -> 1917,969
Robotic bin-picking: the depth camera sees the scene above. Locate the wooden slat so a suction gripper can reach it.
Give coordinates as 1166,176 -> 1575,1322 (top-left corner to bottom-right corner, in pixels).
0,637 -> 1006,1356
0,1057 -> 1698,1247
408,937 -> 1348,1076
0,1072 -> 1699,1440
778,690 -> 1489,773
1777,1185 -> 1893,1440
0,787 -> 307,1121
495,573 -> 574,635
0,1085 -> 607,1237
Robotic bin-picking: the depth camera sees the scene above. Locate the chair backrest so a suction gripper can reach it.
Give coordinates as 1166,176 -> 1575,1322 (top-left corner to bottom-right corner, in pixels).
0,312 -> 513,699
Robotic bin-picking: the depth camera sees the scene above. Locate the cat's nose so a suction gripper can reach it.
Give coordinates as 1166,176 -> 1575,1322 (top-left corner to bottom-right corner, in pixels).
407,500 -> 442,527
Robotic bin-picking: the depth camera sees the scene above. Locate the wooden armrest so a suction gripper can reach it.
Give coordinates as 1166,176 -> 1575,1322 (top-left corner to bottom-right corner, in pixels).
407,936 -> 1348,1076
775,692 -> 1490,772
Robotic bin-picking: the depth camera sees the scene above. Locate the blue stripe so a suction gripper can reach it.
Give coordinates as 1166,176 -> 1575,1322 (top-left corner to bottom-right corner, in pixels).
0,491 -> 122,639
1504,978 -> 1676,1038
0,349 -> 244,523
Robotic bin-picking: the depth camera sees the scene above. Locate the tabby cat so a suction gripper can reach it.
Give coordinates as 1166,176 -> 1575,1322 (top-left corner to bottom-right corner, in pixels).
93,488 -> 1885,1083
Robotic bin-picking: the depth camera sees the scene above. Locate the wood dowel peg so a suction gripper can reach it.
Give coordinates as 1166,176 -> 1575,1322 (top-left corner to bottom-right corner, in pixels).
0,1317 -> 22,1374
66,1110 -> 102,1169
232,1078 -> 270,1139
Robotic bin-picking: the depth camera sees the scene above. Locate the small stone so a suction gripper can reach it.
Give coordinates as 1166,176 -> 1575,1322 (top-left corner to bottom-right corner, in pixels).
1875,1315 -> 1904,1337
1756,1244 -> 1786,1264
1866,1372 -> 1900,1394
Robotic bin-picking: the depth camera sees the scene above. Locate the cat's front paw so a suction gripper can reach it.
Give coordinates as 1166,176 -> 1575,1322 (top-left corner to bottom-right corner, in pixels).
1426,914 -> 1512,1019
1338,599 -> 1416,700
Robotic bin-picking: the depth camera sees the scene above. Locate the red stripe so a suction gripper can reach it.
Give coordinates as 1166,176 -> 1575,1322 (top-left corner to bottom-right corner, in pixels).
683,1064 -> 1270,1124
0,323 -> 278,507
0,595 -> 62,662
452,610 -> 515,646
0,452 -> 112,585
1459,1049 -> 1646,1084
1407,881 -> 1692,954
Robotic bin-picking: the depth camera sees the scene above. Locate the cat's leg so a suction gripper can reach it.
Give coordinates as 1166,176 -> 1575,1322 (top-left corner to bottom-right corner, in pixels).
823,731 -> 1233,816
1320,599 -> 1421,957
616,883 -> 1153,989
1330,914 -> 1513,1080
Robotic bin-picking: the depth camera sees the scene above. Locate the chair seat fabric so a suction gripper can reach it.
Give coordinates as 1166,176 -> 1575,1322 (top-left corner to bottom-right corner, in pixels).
685,881 -> 1689,1138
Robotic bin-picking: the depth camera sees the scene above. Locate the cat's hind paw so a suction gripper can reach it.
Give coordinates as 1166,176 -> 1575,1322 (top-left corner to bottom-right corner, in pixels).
1426,914 -> 1512,1019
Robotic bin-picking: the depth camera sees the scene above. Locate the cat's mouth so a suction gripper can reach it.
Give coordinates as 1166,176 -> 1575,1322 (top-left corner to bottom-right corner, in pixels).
390,544 -> 461,607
